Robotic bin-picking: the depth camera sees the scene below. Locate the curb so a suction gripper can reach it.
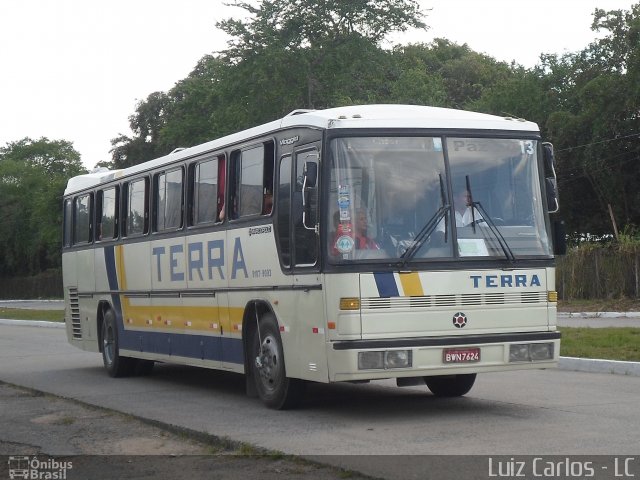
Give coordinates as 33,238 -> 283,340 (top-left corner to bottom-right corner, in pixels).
0,319 -> 64,328
558,356 -> 640,377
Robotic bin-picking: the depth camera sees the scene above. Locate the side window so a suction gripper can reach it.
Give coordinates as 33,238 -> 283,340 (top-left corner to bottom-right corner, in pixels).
277,155 -> 292,268
96,187 -> 118,241
230,141 -> 274,219
73,194 -> 92,245
124,178 -> 149,237
294,147 -> 319,266
191,155 -> 225,225
63,199 -> 72,248
155,168 -> 184,231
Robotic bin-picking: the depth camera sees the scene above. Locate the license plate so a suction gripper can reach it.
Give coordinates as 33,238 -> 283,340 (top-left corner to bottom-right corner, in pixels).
443,347 -> 481,363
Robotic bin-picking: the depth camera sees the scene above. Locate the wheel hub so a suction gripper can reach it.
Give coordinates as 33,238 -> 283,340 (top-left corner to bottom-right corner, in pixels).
255,334 -> 281,392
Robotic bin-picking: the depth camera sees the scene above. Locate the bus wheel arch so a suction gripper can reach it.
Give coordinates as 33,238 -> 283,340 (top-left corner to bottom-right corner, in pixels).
242,301 -> 305,409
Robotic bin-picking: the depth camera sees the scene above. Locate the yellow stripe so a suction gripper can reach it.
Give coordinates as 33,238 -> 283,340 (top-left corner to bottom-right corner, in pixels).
399,272 -> 424,296
120,303 -> 245,335
115,244 -> 245,334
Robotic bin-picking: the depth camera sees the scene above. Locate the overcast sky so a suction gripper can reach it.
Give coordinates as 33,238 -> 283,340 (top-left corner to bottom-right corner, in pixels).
0,0 -> 636,169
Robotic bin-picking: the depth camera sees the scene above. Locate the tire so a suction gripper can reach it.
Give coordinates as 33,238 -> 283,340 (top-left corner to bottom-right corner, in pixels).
250,314 -> 305,409
424,374 -> 476,397
101,309 -> 136,377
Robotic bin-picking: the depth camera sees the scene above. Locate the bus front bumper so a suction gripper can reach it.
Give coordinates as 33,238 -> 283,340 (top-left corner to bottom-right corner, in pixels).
327,331 -> 561,382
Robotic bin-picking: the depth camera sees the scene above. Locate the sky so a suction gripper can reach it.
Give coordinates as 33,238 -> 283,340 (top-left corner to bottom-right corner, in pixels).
0,0 -> 636,169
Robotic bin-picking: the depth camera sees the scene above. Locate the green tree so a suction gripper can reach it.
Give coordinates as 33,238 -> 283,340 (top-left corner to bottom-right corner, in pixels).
0,138 -> 85,276
540,4 -> 640,235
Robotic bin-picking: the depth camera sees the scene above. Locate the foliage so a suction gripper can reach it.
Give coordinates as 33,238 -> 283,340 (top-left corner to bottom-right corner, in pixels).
0,138 -> 85,276
111,0 -> 640,241
4,0 -> 640,284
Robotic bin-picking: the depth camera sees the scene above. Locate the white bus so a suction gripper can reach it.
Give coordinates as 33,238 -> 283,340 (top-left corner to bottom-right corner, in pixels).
62,105 -> 564,409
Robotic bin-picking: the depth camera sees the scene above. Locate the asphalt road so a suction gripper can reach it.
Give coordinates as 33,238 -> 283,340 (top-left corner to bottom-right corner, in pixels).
1,323 -> 639,479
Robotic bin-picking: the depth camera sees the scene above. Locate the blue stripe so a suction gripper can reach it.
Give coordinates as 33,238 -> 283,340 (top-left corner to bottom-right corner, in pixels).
374,272 -> 399,297
121,330 -> 244,364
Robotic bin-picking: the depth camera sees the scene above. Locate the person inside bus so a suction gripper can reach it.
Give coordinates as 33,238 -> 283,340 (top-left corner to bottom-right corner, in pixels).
452,189 -> 484,227
436,188 -> 484,232
262,189 -> 273,215
331,208 -> 379,255
354,208 -> 379,249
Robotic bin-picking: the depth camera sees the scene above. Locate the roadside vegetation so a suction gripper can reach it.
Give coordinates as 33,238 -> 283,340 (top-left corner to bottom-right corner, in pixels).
559,327 -> 640,362
0,307 -> 64,322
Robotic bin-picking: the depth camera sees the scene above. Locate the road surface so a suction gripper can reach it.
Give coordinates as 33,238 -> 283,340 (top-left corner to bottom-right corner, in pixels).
1,323 -> 639,479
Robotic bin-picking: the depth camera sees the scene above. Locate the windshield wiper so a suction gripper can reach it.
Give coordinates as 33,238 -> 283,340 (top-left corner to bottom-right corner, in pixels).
400,203 -> 449,266
466,175 -> 515,263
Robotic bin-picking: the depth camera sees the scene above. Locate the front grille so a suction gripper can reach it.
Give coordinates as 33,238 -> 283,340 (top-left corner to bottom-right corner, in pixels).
68,288 -> 82,339
361,291 -> 547,310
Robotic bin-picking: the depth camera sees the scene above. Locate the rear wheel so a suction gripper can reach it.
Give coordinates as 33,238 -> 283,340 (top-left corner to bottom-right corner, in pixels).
251,314 -> 305,409
101,309 -> 136,377
424,374 -> 476,397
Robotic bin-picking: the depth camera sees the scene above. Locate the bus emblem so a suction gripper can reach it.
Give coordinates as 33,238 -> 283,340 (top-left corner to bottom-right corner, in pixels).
452,312 -> 468,328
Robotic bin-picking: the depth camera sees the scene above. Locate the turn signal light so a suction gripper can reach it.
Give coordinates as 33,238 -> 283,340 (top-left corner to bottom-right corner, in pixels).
340,297 -> 360,310
547,291 -> 558,303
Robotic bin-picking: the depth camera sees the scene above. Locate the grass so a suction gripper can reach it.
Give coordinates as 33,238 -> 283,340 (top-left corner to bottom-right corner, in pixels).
0,308 -> 64,322
559,327 -> 640,362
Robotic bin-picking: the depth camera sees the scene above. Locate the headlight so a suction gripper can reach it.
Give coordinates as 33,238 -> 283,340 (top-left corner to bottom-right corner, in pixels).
530,343 -> 554,360
358,350 -> 412,370
385,350 -> 411,369
509,343 -> 554,362
358,351 -> 384,370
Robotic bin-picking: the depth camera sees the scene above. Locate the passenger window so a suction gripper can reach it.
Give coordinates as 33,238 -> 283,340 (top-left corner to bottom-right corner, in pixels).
191,156 -> 225,225
73,194 -> 92,244
124,178 -> 148,237
230,141 -> 274,219
155,168 -> 184,231
96,187 -> 118,241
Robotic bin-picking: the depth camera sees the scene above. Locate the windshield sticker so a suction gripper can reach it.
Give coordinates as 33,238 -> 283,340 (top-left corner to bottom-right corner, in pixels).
336,235 -> 355,254
433,138 -> 443,151
458,239 -> 489,257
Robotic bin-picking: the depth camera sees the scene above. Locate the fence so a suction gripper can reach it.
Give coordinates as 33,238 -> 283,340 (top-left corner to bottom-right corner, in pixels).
0,269 -> 63,299
556,245 -> 640,300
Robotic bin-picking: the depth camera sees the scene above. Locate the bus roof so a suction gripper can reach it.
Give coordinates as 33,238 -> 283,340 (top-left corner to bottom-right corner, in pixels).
65,104 -> 539,195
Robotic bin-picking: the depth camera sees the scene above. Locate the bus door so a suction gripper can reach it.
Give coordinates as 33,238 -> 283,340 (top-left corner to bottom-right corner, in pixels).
290,143 -> 327,380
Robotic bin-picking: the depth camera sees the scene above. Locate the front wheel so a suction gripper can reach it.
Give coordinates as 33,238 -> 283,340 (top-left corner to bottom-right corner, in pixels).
424,374 -> 476,397
251,314 -> 305,409
101,309 -> 136,377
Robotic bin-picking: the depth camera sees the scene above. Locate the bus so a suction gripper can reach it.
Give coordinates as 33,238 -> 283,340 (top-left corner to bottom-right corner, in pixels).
62,104 -> 564,409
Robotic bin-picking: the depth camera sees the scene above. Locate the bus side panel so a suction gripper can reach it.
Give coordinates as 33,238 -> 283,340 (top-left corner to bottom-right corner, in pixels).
287,273 -> 328,382
115,241 -> 151,354
62,251 -> 80,347
76,248 -> 98,351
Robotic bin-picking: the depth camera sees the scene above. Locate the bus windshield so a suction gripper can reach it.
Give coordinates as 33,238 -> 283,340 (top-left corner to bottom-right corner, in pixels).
327,136 -> 551,263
